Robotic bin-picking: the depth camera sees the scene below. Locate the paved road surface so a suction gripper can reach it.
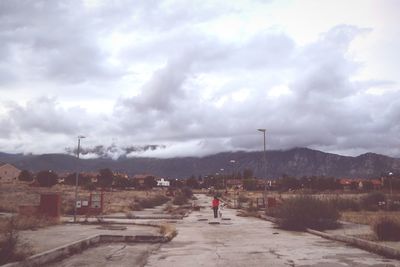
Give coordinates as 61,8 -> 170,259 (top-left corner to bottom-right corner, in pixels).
146,194 -> 400,267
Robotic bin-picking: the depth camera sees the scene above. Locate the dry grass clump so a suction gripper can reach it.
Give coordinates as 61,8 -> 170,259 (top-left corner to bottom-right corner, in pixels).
127,194 -> 170,212
340,211 -> 400,225
138,195 -> 170,209
14,215 -> 59,231
159,223 -> 177,239
372,217 -> 400,241
0,215 -> 59,232
360,192 -> 386,211
277,196 -> 339,231
0,218 -> 32,265
172,194 -> 188,205
328,198 -> 361,211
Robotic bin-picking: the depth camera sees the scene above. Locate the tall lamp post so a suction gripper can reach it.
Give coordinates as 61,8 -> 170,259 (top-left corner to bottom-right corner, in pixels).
229,159 -> 236,179
388,172 -> 393,197
73,135 -> 85,223
220,168 -> 225,191
257,129 -> 267,203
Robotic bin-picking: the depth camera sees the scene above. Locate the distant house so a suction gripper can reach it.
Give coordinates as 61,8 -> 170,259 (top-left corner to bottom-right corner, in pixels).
339,178 -> 357,191
156,178 -> 170,187
0,163 -> 21,183
370,179 -> 382,190
358,179 -> 382,190
132,174 -> 157,188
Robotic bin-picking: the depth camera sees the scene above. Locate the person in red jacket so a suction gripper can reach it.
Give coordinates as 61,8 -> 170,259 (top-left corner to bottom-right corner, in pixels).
212,196 -> 220,218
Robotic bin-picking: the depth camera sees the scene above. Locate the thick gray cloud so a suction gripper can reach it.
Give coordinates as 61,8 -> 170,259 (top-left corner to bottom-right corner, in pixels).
0,0 -> 399,158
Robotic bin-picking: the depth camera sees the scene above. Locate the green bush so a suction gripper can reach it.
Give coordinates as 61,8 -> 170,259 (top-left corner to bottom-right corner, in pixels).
277,196 -> 339,231
361,192 -> 386,211
329,198 -> 360,211
373,217 -> 400,241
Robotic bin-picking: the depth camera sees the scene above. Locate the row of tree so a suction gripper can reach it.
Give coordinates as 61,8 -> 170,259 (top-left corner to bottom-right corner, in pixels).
18,168 -> 158,189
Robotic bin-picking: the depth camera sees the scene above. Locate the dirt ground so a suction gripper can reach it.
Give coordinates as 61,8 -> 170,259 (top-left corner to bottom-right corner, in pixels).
0,183 -> 168,215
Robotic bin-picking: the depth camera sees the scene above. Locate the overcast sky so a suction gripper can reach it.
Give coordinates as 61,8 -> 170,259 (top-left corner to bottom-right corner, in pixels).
0,0 -> 399,159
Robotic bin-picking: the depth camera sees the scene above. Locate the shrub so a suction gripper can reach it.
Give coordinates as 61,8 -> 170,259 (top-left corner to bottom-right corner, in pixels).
129,202 -> 143,211
172,194 -> 188,205
18,170 -> 34,182
159,223 -> 177,239
246,200 -> 259,212
329,198 -> 360,211
181,187 -> 193,198
0,218 -> 31,265
277,196 -> 339,231
373,217 -> 400,241
36,170 -> 58,187
125,211 -> 135,219
361,192 -> 386,211
138,195 -> 170,209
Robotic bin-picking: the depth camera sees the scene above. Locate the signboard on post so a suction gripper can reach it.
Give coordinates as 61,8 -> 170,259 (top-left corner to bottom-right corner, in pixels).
76,191 -> 104,216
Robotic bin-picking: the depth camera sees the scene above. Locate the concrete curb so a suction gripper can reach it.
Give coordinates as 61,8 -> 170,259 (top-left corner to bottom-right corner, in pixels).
306,229 -> 400,260
106,215 -> 184,220
259,214 -> 400,260
2,233 -> 174,267
2,235 -> 101,267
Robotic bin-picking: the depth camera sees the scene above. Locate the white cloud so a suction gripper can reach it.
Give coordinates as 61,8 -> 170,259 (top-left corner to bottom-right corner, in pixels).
0,0 -> 399,158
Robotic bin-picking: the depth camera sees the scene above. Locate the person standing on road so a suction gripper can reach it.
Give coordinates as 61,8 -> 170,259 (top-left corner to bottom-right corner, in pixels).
212,196 -> 220,218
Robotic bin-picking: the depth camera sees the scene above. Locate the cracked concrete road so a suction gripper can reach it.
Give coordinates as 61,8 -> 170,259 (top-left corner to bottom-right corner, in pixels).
145,194 -> 400,267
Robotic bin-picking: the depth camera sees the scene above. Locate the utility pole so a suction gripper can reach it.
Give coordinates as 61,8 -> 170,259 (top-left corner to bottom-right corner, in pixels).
257,129 -> 267,206
73,135 -> 85,223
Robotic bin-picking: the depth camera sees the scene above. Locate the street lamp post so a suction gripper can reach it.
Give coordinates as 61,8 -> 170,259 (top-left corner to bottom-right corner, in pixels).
73,135 -> 85,223
257,129 -> 267,205
220,168 -> 225,191
257,129 -> 267,178
388,172 -> 393,197
229,159 -> 236,179
229,159 -> 237,207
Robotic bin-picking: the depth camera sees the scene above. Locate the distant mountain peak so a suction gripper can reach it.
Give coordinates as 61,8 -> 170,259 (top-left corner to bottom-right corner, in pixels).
0,147 -> 398,178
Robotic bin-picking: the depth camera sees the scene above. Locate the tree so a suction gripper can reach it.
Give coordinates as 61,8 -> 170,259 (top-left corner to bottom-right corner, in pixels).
18,170 -> 33,182
97,168 -> 114,188
144,176 -> 157,189
36,170 -> 58,187
113,176 -> 132,189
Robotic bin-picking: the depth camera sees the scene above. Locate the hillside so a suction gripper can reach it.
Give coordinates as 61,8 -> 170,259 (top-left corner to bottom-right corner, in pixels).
1,148 -> 399,179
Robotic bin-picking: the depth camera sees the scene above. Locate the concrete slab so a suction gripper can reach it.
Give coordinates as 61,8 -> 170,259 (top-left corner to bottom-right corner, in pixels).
19,223 -> 159,254
145,194 -> 400,267
44,243 -> 160,267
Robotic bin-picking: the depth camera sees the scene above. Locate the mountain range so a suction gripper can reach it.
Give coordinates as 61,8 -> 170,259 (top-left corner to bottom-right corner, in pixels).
1,148 -> 399,179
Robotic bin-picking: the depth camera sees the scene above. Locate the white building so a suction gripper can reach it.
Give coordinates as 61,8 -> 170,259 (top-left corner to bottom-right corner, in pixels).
0,163 -> 21,183
156,178 -> 170,187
